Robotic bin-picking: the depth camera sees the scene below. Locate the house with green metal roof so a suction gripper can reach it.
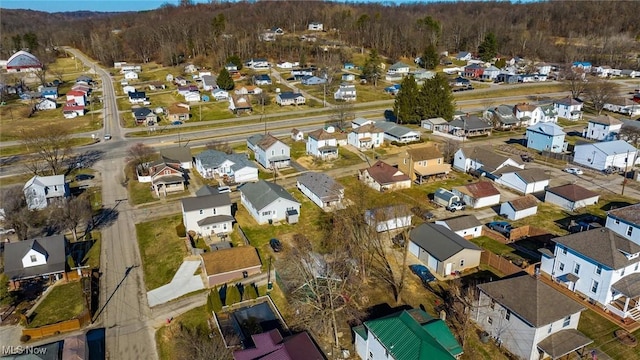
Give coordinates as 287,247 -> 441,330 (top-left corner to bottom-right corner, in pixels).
353,308 -> 463,360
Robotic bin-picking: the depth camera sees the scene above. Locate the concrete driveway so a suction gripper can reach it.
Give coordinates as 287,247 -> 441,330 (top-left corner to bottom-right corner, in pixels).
146,261 -> 204,307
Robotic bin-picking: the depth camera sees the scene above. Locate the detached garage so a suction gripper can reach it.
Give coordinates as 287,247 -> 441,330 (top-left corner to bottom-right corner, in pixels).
408,223 -> 482,277
494,168 -> 550,194
500,195 -> 538,220
201,246 -> 262,287
452,181 -> 501,209
544,184 -> 600,211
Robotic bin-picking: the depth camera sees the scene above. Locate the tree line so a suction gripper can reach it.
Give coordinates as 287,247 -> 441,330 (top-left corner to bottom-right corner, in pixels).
1,1 -> 639,71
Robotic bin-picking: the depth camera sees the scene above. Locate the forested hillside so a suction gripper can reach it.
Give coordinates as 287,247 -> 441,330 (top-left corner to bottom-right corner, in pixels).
1,1 -> 638,69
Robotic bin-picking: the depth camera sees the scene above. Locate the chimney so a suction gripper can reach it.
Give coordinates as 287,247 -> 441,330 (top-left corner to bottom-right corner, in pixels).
440,310 -> 446,321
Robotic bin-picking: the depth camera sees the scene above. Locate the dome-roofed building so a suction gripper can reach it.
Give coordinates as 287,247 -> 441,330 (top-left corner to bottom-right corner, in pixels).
6,50 -> 42,72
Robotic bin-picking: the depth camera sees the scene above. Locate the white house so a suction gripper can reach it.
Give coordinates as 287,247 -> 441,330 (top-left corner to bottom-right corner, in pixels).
276,61 -> 297,69
276,92 -> 306,106
514,103 -> 544,126
240,180 -> 301,225
23,175 -> 69,210
124,71 -> 138,80
456,52 -> 472,61
246,58 -> 270,71
247,133 -> 291,169
540,228 -> 640,321
481,65 -> 500,81
500,195 -> 538,220
494,168 -> 550,194
296,172 -> 344,210
353,309 -> 463,360
181,189 -> 234,236
452,146 -> 524,174
573,140 -> 638,171
539,104 -> 559,123
364,205 -> 412,232
435,214 -> 483,239
212,88 -> 229,101
308,22 -> 323,31
544,184 -> 600,211
291,128 -> 304,142
351,117 -> 374,128
3,235 -> 68,287
554,98 -> 583,120
194,150 -> 258,183
184,92 -> 201,103
347,124 -> 384,149
409,223 -> 482,277
452,181 -> 501,209
201,75 -> 217,91
582,114 -> 623,141
306,128 -> 339,160
122,85 -> 136,95
604,98 -> 640,117
374,121 -> 420,143
474,275 -> 591,360
35,98 -> 57,111
334,83 -> 357,101
387,61 -> 411,76
359,161 -> 411,192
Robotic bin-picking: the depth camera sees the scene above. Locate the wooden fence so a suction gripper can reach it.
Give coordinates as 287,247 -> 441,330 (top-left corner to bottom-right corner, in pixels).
22,311 -> 91,340
480,251 -> 523,276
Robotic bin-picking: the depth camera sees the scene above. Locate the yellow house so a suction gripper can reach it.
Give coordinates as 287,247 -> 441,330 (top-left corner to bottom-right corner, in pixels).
398,145 -> 451,184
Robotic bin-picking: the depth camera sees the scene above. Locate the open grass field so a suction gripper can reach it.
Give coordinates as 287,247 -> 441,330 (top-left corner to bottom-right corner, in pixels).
136,214 -> 187,291
578,309 -> 640,360
28,281 -> 85,328
456,83 -> 567,101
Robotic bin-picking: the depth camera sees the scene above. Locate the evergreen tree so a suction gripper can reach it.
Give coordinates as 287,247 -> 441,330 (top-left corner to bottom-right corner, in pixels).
211,286 -> 223,312
478,32 -> 498,62
362,49 -> 382,87
393,75 -> 420,124
244,284 -> 258,300
217,68 -> 234,90
420,43 -> 439,70
226,55 -> 242,70
417,73 -> 456,121
225,284 -> 241,305
495,58 -> 506,69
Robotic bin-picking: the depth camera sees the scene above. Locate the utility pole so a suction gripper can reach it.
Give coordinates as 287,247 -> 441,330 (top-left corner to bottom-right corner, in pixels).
622,150 -> 631,195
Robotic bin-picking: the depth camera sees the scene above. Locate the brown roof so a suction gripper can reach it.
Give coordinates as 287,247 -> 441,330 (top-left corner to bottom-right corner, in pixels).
406,145 -> 443,161
508,195 -> 538,211
201,246 -> 261,275
478,274 -> 585,327
362,161 -> 410,185
453,181 -> 500,198
353,123 -> 383,134
546,184 -> 599,202
590,114 -> 622,126
257,133 -> 281,150
439,214 -> 482,231
307,128 -> 337,141
608,203 -> 640,226
168,103 -> 190,114
515,103 -> 537,112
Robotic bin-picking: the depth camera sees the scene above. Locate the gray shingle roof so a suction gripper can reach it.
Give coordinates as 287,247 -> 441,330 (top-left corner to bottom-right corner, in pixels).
197,215 -> 235,226
553,228 -> 640,269
449,116 -> 492,131
3,235 -> 67,280
240,180 -> 299,211
607,203 -> 640,227
160,146 -> 192,164
477,274 -> 585,327
374,121 -> 417,138
438,215 -> 482,232
196,150 -> 256,171
537,329 -> 593,359
181,193 -> 231,212
297,172 -> 344,202
409,223 -> 481,261
461,146 -> 522,172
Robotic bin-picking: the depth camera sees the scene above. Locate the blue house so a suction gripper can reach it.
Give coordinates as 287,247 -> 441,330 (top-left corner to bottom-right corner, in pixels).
41,86 -> 58,100
496,73 -> 518,84
526,122 -> 567,153
343,62 -> 355,70
384,84 -> 401,95
301,75 -> 326,85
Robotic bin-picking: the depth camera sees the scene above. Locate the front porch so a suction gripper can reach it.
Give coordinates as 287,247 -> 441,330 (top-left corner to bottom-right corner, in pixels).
413,164 -> 452,184
608,274 -> 640,322
152,175 -> 186,197
317,146 -> 338,160
268,156 -> 290,169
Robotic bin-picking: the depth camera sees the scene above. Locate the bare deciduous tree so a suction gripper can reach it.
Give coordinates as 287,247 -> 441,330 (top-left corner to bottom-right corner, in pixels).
331,101 -> 354,130
561,66 -> 587,99
20,124 -> 73,175
170,323 -> 232,360
584,78 -> 620,114
618,125 -> 640,147
126,143 -> 157,167
52,194 -> 92,242
205,140 -> 233,154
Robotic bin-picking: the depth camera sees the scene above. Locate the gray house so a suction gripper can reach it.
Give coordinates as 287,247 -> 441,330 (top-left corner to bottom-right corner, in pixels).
240,180 -> 301,224
408,223 -> 482,277
181,187 -> 234,236
247,133 -> 291,169
3,235 -> 68,288
23,175 -> 70,210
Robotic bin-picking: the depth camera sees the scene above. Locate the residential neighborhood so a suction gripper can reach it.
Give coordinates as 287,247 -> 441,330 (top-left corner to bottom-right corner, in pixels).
2,2 -> 640,360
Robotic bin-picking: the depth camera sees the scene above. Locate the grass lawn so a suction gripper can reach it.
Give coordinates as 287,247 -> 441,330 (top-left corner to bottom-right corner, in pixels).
580,194 -> 638,218
0,137 -> 99,157
455,83 -> 567,101
0,173 -> 35,187
470,236 -> 532,263
126,165 -> 159,206
28,281 -> 85,328
557,118 -> 588,127
82,233 -> 102,269
510,202 -> 571,235
136,214 -> 187,290
235,189 -> 327,270
578,309 -> 640,360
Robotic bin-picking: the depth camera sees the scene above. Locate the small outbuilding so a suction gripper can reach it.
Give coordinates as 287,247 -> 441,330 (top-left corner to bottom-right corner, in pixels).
544,184 -> 599,211
452,181 -> 501,209
200,246 -> 261,287
500,195 -> 538,220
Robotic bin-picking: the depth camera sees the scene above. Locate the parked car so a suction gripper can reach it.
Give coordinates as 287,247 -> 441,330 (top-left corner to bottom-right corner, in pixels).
409,264 -> 436,285
269,238 -> 282,252
104,134 -> 112,140
171,121 -> 183,126
411,206 -> 435,221
75,174 -> 95,181
564,167 -> 583,175
487,221 -> 512,236
446,201 -> 465,212
217,186 -> 231,193
520,154 -> 534,162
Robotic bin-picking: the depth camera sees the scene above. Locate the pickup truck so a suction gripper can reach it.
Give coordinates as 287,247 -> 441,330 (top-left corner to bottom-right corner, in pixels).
446,201 -> 466,212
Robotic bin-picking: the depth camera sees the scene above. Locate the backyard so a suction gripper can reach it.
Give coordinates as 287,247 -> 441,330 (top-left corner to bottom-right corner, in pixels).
578,309 -> 640,360
28,281 -> 85,328
136,215 -> 187,290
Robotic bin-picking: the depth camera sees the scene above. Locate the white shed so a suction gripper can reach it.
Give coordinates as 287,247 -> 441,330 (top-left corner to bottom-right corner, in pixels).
452,181 -> 501,209
573,140 -> 638,171
500,195 -> 538,220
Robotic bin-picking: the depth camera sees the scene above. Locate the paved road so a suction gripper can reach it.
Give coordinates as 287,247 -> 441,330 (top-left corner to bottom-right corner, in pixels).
67,48 -> 156,360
